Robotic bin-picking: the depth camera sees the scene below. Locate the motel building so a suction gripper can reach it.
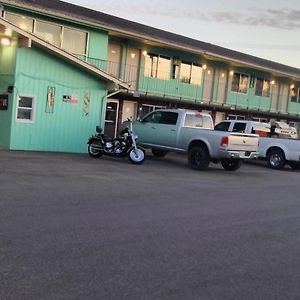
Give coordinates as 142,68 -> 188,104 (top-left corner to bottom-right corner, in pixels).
0,0 -> 300,153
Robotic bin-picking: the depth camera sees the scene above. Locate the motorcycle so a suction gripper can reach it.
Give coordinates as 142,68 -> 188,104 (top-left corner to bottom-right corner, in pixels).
87,119 -> 145,164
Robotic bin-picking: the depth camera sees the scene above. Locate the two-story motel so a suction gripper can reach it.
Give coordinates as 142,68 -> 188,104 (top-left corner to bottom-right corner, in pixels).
0,0 -> 300,153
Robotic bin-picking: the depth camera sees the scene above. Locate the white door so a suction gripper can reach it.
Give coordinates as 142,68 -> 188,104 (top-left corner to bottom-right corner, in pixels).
108,43 -> 121,78
279,84 -> 289,113
125,48 -> 140,90
214,112 -> 226,125
122,101 -> 137,122
270,84 -> 279,112
202,67 -> 214,102
216,70 -> 227,104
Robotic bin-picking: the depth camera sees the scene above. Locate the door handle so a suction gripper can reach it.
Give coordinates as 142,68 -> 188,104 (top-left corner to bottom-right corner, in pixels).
151,126 -> 156,129
171,129 -> 176,132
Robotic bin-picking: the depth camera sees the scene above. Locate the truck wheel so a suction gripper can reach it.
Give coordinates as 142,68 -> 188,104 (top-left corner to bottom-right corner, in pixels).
266,149 -> 285,169
289,162 -> 300,170
188,146 -> 209,170
152,149 -> 168,158
221,159 -> 242,171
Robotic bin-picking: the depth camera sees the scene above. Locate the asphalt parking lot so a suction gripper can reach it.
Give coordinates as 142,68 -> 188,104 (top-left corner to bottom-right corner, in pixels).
1,150 -> 300,300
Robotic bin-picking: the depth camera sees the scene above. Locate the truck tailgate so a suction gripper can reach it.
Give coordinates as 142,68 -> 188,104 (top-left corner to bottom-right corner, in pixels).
227,133 -> 259,151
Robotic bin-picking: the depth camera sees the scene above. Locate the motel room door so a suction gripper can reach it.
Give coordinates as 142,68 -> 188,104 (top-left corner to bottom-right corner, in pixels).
104,100 -> 119,138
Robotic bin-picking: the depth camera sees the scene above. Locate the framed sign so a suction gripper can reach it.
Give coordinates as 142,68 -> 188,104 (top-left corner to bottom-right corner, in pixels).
0,94 -> 8,110
46,87 -> 55,113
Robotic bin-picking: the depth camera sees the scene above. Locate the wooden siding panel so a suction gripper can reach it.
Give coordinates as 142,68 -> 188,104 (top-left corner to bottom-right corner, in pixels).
0,44 -> 17,148
10,47 -> 106,153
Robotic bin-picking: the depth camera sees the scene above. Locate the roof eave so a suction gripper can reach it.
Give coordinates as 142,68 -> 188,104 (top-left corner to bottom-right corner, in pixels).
0,17 -> 130,90
2,0 -> 300,81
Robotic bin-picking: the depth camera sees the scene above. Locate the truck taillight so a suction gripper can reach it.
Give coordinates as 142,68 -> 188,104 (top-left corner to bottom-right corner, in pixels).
220,136 -> 229,147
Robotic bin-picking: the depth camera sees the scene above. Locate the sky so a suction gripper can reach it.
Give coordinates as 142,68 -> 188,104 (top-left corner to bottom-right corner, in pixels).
65,0 -> 300,69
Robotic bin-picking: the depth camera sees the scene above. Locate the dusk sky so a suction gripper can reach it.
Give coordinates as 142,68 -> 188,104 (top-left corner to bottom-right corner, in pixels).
65,0 -> 300,68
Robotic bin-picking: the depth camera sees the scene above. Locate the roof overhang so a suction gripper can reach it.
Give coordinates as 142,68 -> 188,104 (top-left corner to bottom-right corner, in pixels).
1,0 -> 300,81
0,17 -> 130,90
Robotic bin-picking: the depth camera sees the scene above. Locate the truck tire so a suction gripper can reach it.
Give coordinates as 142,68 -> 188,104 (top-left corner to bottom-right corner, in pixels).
289,161 -> 300,170
266,149 -> 286,169
188,146 -> 210,170
221,159 -> 242,171
152,149 -> 168,158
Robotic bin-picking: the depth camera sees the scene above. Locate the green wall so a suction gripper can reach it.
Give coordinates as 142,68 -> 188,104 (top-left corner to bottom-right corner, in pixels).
88,29 -> 109,61
10,46 -> 106,153
0,43 -> 17,149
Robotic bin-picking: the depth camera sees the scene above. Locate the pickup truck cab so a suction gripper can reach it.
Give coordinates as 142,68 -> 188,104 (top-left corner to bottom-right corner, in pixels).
122,109 -> 259,171
214,120 -> 300,170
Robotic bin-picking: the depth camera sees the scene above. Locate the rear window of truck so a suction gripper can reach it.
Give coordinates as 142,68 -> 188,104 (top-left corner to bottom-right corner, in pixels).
184,114 -> 213,129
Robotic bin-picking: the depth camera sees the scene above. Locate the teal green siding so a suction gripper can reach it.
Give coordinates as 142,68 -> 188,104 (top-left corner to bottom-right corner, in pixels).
226,70 -> 272,111
288,102 -> 300,114
87,30 -> 109,61
10,47 -> 106,153
0,44 -> 17,148
138,46 -> 203,100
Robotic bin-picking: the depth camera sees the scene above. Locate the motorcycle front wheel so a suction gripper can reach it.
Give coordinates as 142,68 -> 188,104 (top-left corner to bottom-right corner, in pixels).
88,142 -> 104,158
128,147 -> 145,164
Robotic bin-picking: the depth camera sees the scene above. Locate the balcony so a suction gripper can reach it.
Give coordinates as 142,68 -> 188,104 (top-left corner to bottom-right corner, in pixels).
86,56 -> 204,102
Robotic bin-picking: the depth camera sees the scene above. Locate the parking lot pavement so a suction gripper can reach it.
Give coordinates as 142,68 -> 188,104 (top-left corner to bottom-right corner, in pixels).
1,150 -> 300,300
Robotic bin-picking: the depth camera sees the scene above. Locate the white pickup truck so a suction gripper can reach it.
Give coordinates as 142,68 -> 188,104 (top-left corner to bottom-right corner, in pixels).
214,120 -> 300,170
121,109 -> 259,171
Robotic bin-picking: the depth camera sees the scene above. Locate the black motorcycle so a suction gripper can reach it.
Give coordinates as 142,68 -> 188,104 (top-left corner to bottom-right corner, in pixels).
87,119 -> 145,164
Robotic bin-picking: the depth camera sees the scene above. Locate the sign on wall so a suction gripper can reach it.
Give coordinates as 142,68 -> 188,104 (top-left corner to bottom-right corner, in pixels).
63,95 -> 78,105
0,94 -> 8,110
46,86 -> 55,113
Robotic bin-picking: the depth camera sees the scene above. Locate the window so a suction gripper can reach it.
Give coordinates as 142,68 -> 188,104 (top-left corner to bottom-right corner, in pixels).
142,111 -> 178,125
62,27 -> 87,55
231,72 -> 249,94
255,78 -> 270,97
5,12 -> 34,32
253,117 -> 268,123
227,114 -> 245,120
214,122 -> 230,131
184,114 -> 213,129
16,95 -> 35,122
232,122 -> 246,133
35,20 -> 61,47
159,112 -> 178,125
5,12 -> 88,56
291,88 -> 300,103
179,62 -> 202,85
139,104 -> 165,119
144,54 -> 171,80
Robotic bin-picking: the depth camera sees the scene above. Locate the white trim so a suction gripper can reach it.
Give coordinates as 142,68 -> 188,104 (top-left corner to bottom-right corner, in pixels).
16,94 -> 36,123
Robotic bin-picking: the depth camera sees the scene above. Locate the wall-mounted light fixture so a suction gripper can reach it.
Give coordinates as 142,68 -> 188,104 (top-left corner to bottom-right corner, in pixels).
229,71 -> 234,76
142,50 -> 148,56
290,84 -> 295,89
202,64 -> 207,70
270,80 -> 275,85
0,26 -> 12,47
0,37 -> 11,46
